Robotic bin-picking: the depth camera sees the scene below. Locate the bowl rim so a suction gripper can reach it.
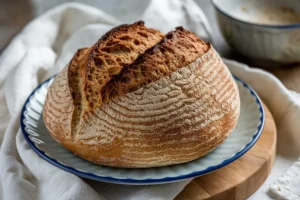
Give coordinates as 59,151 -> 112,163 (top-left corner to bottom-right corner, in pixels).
211,0 -> 300,29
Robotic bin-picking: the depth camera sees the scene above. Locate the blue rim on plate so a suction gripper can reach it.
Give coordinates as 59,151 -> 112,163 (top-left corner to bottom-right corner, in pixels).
20,75 -> 265,184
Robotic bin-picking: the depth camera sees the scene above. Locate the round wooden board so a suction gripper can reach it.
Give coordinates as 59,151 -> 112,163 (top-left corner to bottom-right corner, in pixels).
176,103 -> 277,200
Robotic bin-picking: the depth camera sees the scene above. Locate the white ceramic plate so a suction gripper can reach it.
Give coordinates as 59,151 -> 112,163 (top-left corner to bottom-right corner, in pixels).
20,75 -> 264,185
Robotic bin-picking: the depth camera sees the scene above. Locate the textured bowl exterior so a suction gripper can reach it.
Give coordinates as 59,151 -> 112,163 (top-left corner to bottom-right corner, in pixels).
213,3 -> 300,65
20,75 -> 264,185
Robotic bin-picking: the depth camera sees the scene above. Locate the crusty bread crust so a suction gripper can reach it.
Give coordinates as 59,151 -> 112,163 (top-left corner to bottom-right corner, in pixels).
68,21 -> 164,135
83,21 -> 164,109
101,27 -> 209,103
43,22 -> 240,168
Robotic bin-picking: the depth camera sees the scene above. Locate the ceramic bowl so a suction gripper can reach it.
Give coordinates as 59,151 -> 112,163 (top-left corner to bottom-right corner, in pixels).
212,0 -> 300,66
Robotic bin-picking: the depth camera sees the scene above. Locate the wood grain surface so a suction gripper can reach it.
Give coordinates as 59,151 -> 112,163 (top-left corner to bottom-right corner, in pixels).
176,103 -> 276,200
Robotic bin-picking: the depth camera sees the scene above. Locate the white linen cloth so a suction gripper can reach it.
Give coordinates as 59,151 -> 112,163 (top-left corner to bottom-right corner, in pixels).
0,1 -> 299,200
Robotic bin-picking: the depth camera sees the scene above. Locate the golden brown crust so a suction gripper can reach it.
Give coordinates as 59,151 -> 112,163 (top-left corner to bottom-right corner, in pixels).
84,21 -> 164,109
68,48 -> 90,134
44,66 -> 74,142
43,22 -> 240,168
68,21 -> 164,135
62,112 -> 236,168
101,27 -> 209,102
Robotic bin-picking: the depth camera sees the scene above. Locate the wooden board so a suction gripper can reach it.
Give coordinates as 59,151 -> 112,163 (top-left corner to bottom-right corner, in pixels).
176,103 -> 276,200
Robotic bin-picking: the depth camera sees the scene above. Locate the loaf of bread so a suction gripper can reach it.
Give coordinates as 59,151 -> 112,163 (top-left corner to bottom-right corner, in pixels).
43,21 -> 240,168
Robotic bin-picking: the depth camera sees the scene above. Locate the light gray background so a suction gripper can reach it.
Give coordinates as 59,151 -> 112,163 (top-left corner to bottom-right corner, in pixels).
0,0 -> 232,57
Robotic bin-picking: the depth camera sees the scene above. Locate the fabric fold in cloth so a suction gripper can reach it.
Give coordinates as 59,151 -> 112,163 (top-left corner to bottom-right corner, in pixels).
269,158 -> 300,200
0,1 -> 300,200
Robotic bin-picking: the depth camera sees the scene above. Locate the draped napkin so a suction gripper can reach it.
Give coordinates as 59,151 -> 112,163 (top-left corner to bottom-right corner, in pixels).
0,1 -> 299,199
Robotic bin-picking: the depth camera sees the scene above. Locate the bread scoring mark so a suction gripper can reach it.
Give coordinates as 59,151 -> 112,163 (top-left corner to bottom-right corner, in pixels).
67,23 -> 211,139
67,22 -> 164,136
68,21 -> 163,138
73,47 -> 240,167
44,22 -> 240,167
84,21 -> 164,109
101,27 -> 210,105
68,48 -> 90,136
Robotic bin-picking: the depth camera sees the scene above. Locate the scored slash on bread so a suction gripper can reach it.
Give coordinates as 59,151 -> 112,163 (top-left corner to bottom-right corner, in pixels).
68,21 -> 164,134
43,21 -> 240,168
101,27 -> 209,103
